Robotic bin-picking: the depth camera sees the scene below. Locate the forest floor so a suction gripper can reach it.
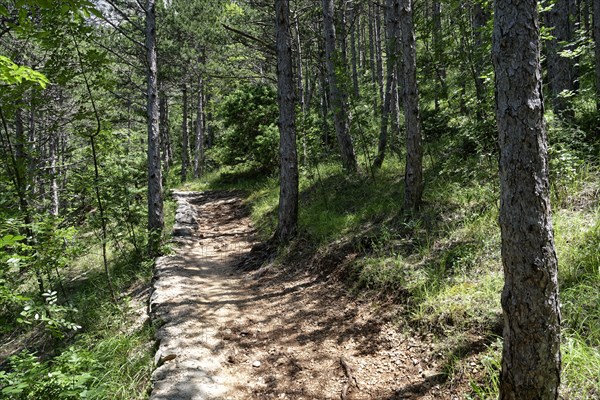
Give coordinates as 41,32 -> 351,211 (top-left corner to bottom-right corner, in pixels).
148,191 -> 476,400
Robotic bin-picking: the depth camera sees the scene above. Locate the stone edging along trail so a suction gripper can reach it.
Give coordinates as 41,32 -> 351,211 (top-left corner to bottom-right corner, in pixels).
148,190 -> 257,400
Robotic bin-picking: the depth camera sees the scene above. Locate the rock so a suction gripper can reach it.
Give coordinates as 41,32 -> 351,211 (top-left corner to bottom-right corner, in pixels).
154,350 -> 177,367
252,360 -> 261,368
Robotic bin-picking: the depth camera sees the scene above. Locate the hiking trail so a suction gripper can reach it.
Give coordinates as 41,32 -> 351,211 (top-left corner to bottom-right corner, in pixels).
148,191 -> 466,400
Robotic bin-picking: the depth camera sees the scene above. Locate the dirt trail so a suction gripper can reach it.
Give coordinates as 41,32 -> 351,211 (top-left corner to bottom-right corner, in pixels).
149,191 -> 466,400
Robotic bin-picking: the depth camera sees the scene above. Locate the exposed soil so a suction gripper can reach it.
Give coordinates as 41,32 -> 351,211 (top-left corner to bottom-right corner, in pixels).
149,191 -> 476,400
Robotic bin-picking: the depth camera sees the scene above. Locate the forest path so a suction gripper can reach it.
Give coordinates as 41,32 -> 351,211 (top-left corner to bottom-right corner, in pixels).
148,191 -> 458,400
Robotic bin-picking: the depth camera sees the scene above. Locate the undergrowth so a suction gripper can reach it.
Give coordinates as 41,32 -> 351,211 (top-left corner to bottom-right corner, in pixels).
0,236 -> 159,399
192,130 -> 599,398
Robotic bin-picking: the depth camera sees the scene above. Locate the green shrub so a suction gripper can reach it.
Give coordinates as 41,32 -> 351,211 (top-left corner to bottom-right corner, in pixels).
216,83 -> 279,172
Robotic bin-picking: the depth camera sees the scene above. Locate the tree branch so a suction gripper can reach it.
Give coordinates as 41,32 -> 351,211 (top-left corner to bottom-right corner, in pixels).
222,24 -> 276,54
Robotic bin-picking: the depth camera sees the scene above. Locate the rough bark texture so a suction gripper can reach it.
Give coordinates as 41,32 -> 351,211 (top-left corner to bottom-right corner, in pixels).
159,90 -> 170,177
374,0 -> 399,169
368,1 -> 376,94
374,4 -> 384,107
49,131 -> 59,216
322,0 -> 358,172
349,0 -> 360,98
193,74 -> 204,179
400,0 -> 423,213
492,1 -> 562,398
595,0 -> 600,110
181,85 -> 189,183
146,0 -> 164,255
545,0 -> 576,118
432,0 -> 446,109
275,0 -> 299,244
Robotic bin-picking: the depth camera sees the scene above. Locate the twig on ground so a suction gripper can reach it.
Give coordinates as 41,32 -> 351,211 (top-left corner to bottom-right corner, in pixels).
340,356 -> 359,400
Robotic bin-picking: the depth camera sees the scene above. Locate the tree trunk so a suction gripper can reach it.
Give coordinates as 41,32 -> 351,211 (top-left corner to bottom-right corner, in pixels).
193,73 -> 205,179
159,89 -> 169,178
374,0 -> 399,169
181,84 -> 189,183
349,0 -> 360,98
165,97 -> 172,166
432,0 -> 446,110
368,0 -> 376,96
375,3 -> 384,107
293,12 -> 305,113
595,0 -> 600,110
338,0 -> 348,68
400,0 -> 423,213
14,108 -> 30,221
472,1 -> 489,118
583,0 -> 591,34
275,0 -> 299,244
322,0 -> 358,172
492,1 -> 562,398
146,0 -> 164,256
49,131 -> 59,216
545,0 -> 576,119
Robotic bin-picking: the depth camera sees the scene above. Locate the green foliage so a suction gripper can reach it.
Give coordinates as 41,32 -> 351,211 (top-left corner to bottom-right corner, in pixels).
17,291 -> 81,338
0,56 -> 49,88
216,83 -> 279,172
0,350 -> 96,399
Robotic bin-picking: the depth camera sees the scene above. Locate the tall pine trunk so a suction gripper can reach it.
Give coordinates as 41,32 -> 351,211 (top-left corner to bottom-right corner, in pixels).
49,131 -> 59,216
492,1 -> 562,398
374,0 -> 399,169
322,0 -> 358,172
595,0 -> 600,110
181,84 -> 189,183
374,4 -> 384,107
545,0 -> 577,119
472,2 -> 489,119
349,0 -> 360,98
275,0 -> 299,244
146,0 -> 164,256
193,73 -> 205,179
159,89 -> 170,178
400,0 -> 423,213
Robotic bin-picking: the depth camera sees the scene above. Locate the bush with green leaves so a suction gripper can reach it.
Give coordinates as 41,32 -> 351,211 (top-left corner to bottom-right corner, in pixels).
0,349 -> 98,399
216,83 -> 279,172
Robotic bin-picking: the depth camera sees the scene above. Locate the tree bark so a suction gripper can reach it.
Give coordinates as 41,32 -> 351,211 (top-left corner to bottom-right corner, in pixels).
492,1 -> 562,398
472,1 -> 489,118
275,0 -> 299,244
349,0 -> 360,98
368,0 -> 376,96
181,84 -> 189,183
374,3 -> 384,107
400,0 -> 423,213
159,89 -> 170,178
322,0 -> 358,172
545,0 -> 577,119
374,0 -> 399,169
594,0 -> 600,110
49,131 -> 59,216
432,0 -> 446,110
193,73 -> 205,179
146,0 -> 164,256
